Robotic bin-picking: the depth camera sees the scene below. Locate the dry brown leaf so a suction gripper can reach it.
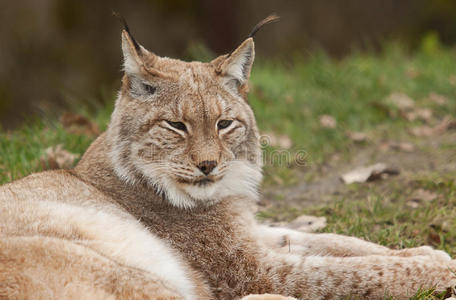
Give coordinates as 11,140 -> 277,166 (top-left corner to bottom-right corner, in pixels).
319,115 -> 337,128
433,116 -> 456,133
347,131 -> 368,143
427,231 -> 441,245
387,142 -> 415,152
286,215 -> 327,233
427,92 -> 448,106
403,112 -> 416,122
409,126 -> 434,137
330,153 -> 341,162
416,108 -> 433,121
406,188 -> 437,209
268,215 -> 327,234
411,229 -> 420,236
60,112 -> 100,137
387,92 -> 415,111
406,200 -> 420,208
410,116 -> 456,136
403,108 -> 433,122
340,163 -> 400,184
40,144 -> 79,170
410,189 -> 438,203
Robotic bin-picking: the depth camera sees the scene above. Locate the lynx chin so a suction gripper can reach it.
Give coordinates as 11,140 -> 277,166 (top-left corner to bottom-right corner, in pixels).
1,15 -> 456,300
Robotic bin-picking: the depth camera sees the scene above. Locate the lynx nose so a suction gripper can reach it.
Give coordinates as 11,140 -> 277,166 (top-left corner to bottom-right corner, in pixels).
197,160 -> 217,176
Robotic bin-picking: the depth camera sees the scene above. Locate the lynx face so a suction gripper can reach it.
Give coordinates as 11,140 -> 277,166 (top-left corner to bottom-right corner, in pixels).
107,31 -> 262,208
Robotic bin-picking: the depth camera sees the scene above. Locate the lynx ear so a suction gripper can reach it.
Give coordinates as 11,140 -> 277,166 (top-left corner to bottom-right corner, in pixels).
121,30 -> 146,74
213,14 -> 279,95
114,13 -> 152,75
216,38 -> 255,92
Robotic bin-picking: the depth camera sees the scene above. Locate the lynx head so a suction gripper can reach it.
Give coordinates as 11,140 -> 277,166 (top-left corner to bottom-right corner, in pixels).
107,16 -> 278,209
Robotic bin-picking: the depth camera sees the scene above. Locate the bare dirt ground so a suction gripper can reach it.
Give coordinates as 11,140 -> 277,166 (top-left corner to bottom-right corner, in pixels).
260,131 -> 456,213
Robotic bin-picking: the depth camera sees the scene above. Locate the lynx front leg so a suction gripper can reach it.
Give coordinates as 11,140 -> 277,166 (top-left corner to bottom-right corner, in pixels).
258,225 -> 451,261
264,253 -> 456,299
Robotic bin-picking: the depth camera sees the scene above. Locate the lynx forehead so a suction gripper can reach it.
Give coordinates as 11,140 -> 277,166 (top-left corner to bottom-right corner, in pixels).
106,29 -> 263,208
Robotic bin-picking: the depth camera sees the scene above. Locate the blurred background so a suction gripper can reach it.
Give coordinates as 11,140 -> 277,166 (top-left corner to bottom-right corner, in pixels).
2,0 -> 456,129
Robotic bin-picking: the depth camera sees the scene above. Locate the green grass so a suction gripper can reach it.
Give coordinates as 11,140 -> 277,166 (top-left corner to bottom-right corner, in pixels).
0,100 -> 113,183
251,44 -> 456,180
1,41 -> 456,299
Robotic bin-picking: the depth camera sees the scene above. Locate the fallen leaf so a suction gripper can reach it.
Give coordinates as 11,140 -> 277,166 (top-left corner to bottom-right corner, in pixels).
416,108 -> 433,121
60,112 -> 100,137
427,231 -> 441,245
330,153 -> 341,162
387,142 -> 415,152
427,92 -> 448,106
286,215 -> 327,233
409,116 -> 456,136
410,189 -> 438,203
387,92 -> 415,111
409,126 -> 434,137
406,189 -> 438,209
340,163 -> 400,184
347,131 -> 368,143
319,115 -> 337,128
406,199 -> 420,208
40,144 -> 79,170
403,108 -> 433,122
433,116 -> 456,133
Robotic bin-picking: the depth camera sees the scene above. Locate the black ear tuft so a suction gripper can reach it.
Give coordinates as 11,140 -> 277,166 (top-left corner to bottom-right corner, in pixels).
113,11 -> 141,53
226,14 -> 279,60
248,14 -> 280,39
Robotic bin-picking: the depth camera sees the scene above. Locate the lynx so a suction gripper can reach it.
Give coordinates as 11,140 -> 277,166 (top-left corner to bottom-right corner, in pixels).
1,16 -> 456,300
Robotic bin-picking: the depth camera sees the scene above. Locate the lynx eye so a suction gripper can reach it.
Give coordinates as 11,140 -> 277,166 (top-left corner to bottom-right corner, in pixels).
143,83 -> 157,95
166,121 -> 187,132
217,120 -> 233,130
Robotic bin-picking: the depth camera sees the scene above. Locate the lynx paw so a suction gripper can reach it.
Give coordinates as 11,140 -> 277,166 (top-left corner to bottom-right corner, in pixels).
241,294 -> 297,300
